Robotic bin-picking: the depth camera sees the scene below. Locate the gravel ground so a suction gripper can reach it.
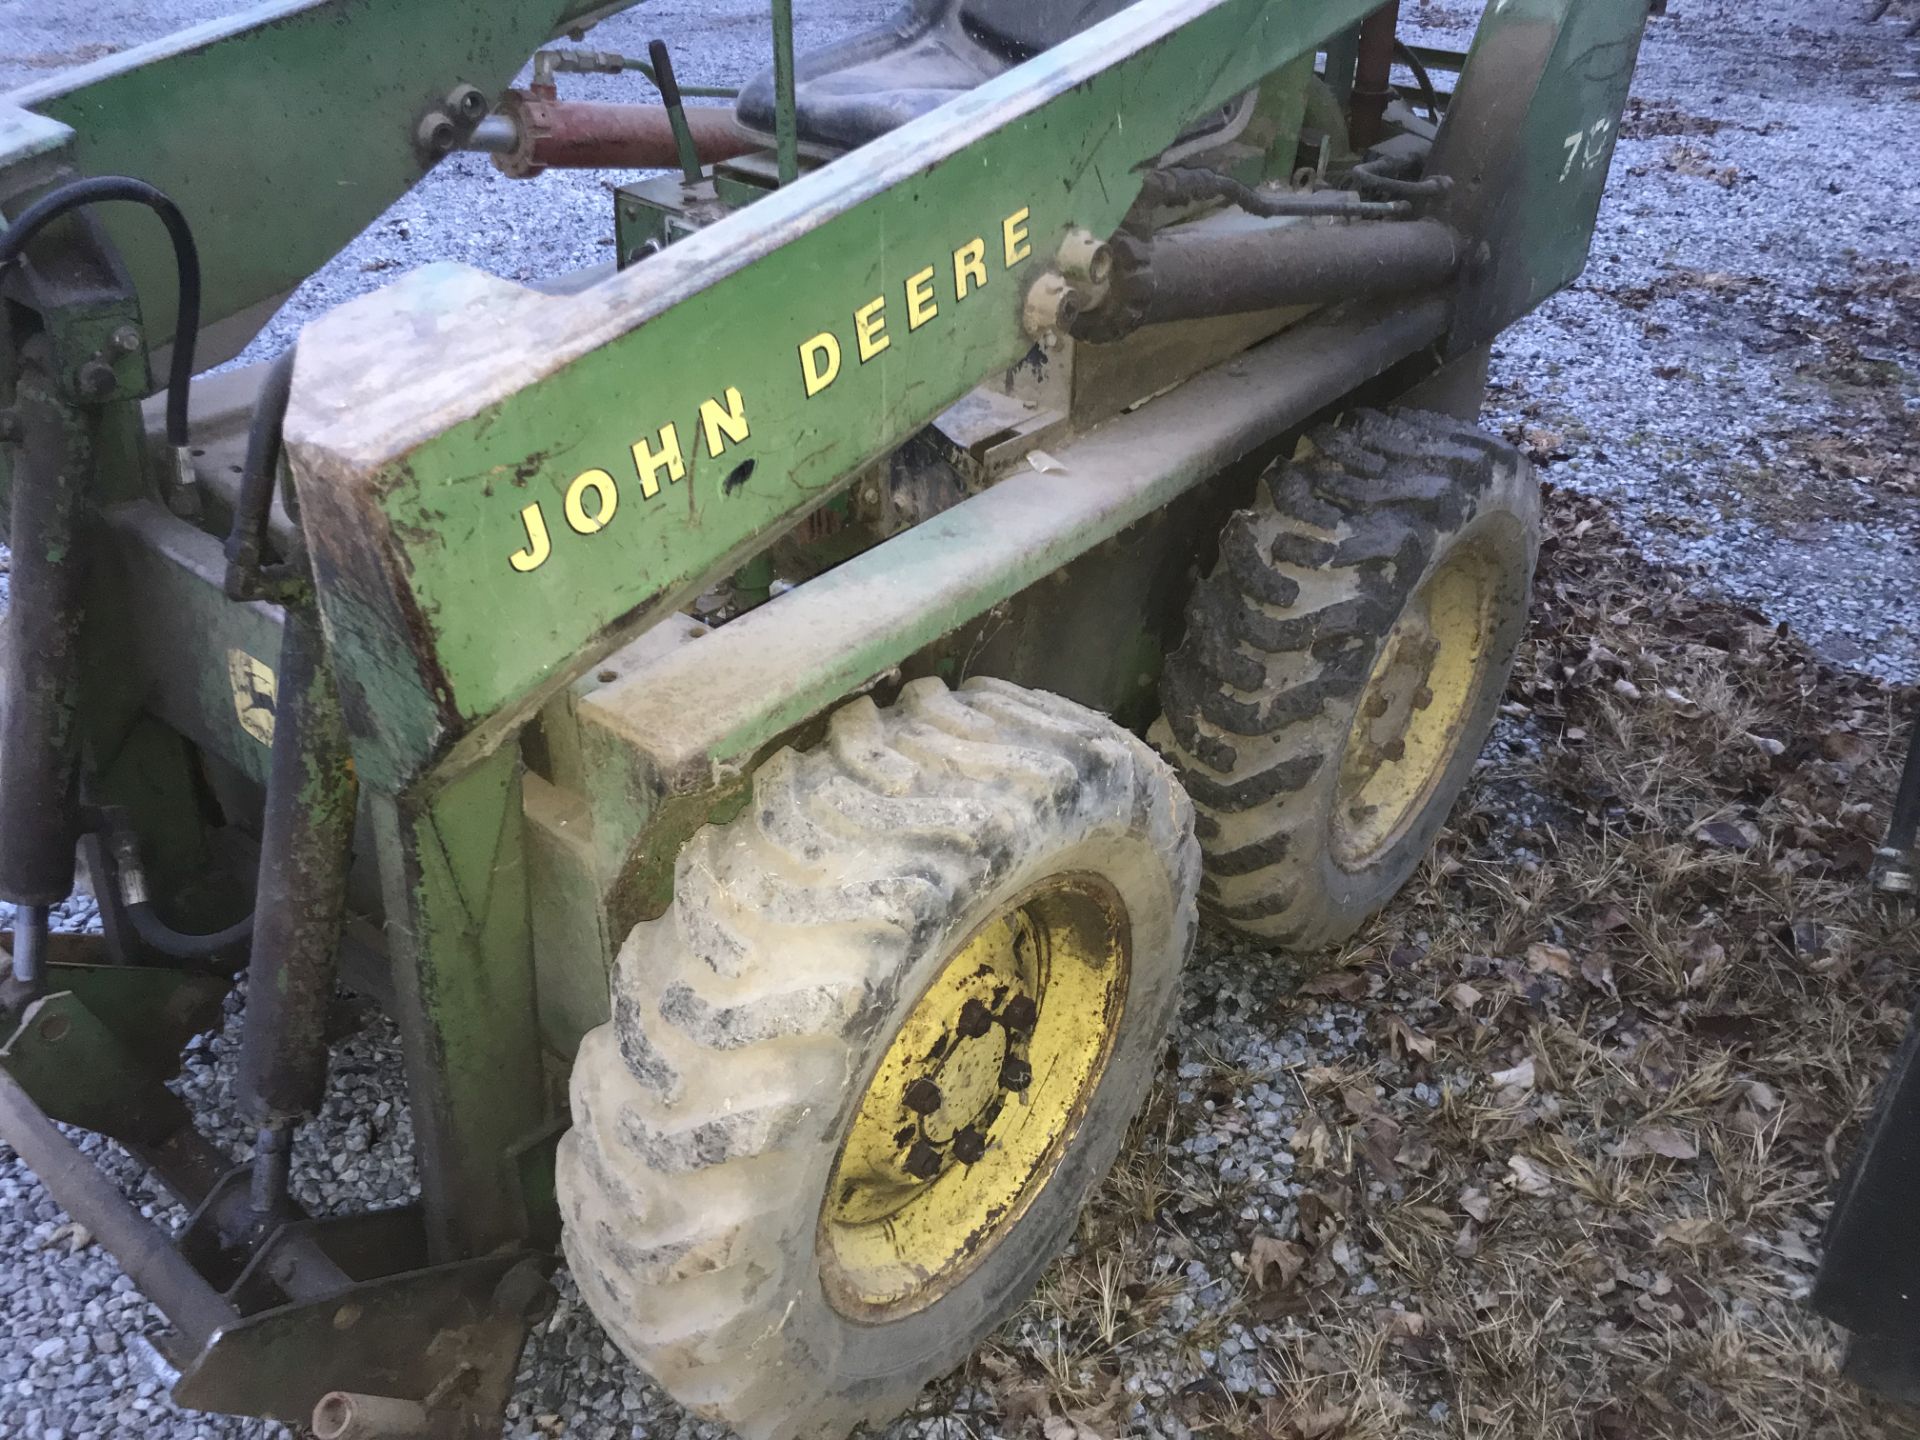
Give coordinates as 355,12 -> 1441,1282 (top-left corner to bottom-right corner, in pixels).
1,3 -> 1918,1439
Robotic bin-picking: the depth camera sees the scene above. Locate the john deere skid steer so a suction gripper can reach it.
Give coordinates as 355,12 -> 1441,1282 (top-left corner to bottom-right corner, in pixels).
0,1 -> 1651,1434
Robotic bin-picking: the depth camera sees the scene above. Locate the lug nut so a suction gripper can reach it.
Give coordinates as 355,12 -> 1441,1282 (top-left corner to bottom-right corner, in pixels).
956,998 -> 994,1040
903,1139 -> 943,1180
1000,1056 -> 1032,1092
999,995 -> 1038,1036
903,1077 -> 943,1115
950,1127 -> 986,1164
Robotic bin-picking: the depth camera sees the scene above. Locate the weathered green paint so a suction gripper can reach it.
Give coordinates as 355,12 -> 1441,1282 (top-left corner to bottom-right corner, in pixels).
1432,0 -> 1651,349
1,975 -> 224,1139
374,744 -> 545,1261
11,965 -> 228,1080
12,0 -> 645,353
91,503 -> 285,786
284,0 -> 1387,792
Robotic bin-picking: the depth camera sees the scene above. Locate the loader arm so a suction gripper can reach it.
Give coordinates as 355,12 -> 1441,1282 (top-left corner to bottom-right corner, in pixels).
9,0 -> 648,362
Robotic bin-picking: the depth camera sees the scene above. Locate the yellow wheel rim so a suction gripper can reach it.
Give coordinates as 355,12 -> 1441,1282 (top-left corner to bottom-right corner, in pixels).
1331,539 -> 1502,869
818,873 -> 1129,1320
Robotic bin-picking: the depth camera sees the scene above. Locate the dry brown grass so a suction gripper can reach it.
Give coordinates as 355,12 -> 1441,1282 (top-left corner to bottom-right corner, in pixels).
957,488 -> 1920,1440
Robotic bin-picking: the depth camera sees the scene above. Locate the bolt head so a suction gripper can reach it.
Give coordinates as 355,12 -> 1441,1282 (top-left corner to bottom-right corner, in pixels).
75,359 -> 117,402
417,110 -> 458,154
903,1077 -> 943,1115
1022,271 -> 1083,345
999,1055 -> 1032,1092
111,324 -> 142,354
903,1139 -> 943,1180
447,83 -> 488,123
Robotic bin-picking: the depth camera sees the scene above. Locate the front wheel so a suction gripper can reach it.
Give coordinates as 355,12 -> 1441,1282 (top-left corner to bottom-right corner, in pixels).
558,677 -> 1199,1440
1155,408 -> 1539,950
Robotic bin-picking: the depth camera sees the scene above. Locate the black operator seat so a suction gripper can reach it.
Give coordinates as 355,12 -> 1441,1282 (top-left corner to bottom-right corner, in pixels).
735,0 -> 1139,152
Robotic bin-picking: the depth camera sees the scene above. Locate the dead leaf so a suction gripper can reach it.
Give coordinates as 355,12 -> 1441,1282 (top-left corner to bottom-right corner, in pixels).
1446,981 -> 1485,1013
1695,819 -> 1759,850
40,1222 -> 91,1254
1526,942 -> 1576,978
1656,1216 -> 1726,1250
1506,1154 -> 1555,1196
1359,1118 -> 1403,1184
1291,1403 -> 1348,1439
1459,1186 -> 1493,1222
998,1383 -> 1053,1429
1454,1219 -> 1481,1257
1044,1416 -> 1105,1440
1300,967 -> 1370,1000
1592,902 -> 1634,933
1290,1115 -> 1335,1172
1489,1056 -> 1537,1093
1382,1012 -> 1436,1062
1615,1125 -> 1699,1161
1820,730 -> 1875,766
1378,1307 -> 1428,1340
1247,1235 -> 1307,1293
1341,1084 -> 1387,1122
1580,953 -> 1617,993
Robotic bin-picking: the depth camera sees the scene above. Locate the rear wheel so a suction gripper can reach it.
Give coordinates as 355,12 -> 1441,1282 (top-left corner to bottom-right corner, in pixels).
1155,408 -> 1538,949
558,677 -> 1198,1440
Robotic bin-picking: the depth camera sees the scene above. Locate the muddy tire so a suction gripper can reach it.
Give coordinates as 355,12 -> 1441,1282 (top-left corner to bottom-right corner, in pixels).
558,677 -> 1198,1440
1155,409 -> 1538,949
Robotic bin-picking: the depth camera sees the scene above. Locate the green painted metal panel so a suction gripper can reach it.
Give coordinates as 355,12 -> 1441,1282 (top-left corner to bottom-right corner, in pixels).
1431,0 -> 1651,348
375,745 -> 545,1260
284,0 -> 1384,791
13,0 -> 635,350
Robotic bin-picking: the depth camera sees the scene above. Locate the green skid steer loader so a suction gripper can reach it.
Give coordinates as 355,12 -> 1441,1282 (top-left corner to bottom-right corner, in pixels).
0,0 -> 1652,1434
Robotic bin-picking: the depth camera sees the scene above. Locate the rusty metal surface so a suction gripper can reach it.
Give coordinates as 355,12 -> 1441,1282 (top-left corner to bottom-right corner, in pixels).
235,604 -> 360,1126
170,1249 -> 551,1430
1127,217 -> 1463,328
1349,1 -> 1401,149
493,93 -> 756,177
0,363 -> 93,906
0,1066 -> 239,1346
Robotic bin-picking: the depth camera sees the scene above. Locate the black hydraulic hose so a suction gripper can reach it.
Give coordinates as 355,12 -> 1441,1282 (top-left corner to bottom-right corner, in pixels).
1348,155 -> 1452,201
0,176 -> 201,446
103,823 -> 254,960
224,345 -> 298,598
1394,41 -> 1441,123
126,901 -> 253,960
1141,165 -> 1411,220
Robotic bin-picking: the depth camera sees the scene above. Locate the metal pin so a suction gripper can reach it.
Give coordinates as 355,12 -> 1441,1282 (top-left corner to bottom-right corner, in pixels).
12,903 -> 49,988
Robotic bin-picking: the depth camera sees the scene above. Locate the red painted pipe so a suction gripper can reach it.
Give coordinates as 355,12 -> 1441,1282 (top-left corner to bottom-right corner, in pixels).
1349,1 -> 1401,152
490,92 -> 757,178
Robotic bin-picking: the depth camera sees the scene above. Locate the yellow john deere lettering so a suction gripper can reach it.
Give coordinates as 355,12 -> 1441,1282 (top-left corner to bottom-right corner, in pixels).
506,204 -> 1033,574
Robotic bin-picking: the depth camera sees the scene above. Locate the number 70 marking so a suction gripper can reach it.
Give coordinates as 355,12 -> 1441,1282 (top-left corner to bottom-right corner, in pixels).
1559,116 -> 1615,181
